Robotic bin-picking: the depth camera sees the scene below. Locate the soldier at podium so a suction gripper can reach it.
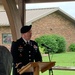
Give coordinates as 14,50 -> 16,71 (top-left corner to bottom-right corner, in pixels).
11,25 -> 42,75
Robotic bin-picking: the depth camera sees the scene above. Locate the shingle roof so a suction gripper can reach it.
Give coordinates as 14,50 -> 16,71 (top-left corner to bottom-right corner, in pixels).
26,7 -> 75,24
26,8 -> 58,24
0,7 -> 75,26
0,11 -> 9,26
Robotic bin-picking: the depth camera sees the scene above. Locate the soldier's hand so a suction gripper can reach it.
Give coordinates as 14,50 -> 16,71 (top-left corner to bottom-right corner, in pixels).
15,62 -> 22,68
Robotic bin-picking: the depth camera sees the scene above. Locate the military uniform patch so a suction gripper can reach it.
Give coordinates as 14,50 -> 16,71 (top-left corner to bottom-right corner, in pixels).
18,45 -> 23,52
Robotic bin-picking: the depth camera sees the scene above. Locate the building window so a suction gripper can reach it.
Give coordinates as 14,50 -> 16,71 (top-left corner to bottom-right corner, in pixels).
2,33 -> 12,44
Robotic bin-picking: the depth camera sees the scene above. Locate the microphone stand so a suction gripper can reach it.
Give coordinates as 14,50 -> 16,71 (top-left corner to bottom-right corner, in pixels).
47,49 -> 54,75
41,44 -> 54,75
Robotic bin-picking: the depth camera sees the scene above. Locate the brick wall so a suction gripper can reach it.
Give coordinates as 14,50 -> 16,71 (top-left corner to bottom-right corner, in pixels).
32,12 -> 75,50
0,12 -> 75,50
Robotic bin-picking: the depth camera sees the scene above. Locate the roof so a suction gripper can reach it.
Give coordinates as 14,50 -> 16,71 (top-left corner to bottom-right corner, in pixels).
26,7 -> 75,24
26,8 -> 58,24
0,11 -> 9,26
0,7 -> 75,26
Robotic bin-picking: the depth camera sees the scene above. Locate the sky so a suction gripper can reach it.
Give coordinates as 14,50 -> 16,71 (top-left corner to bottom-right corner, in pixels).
26,1 -> 75,19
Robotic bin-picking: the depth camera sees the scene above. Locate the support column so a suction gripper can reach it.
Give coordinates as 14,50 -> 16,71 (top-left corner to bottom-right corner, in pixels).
18,0 -> 25,26
2,0 -> 22,41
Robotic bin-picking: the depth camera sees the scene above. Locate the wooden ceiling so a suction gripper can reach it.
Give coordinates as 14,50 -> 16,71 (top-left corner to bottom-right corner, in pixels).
16,0 -> 75,3
0,0 -> 75,4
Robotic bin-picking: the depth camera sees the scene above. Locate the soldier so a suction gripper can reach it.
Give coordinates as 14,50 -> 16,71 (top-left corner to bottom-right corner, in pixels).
11,25 -> 42,75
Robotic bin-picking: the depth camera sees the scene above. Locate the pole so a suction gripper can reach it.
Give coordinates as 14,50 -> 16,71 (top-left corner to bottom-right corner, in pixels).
47,49 -> 54,75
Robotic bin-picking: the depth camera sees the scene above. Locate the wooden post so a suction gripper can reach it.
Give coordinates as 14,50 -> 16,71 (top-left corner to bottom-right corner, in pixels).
2,0 -> 22,41
34,66 -> 39,75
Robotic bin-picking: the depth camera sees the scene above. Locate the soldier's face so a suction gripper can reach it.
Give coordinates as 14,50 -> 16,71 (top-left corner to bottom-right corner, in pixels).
23,29 -> 32,40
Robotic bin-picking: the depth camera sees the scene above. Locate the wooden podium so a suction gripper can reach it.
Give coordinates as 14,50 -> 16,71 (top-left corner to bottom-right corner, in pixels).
18,62 -> 55,75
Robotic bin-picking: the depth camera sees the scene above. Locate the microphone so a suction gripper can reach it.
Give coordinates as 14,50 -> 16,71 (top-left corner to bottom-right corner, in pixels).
41,44 -> 51,49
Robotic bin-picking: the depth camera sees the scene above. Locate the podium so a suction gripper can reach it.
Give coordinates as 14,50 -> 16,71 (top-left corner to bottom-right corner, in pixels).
18,62 -> 55,75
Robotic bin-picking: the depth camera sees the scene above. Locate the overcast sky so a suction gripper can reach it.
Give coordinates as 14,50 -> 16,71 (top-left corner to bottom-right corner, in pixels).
26,1 -> 75,19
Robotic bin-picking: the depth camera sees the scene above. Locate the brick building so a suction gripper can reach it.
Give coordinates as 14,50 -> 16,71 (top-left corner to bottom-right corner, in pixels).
0,7 -> 75,50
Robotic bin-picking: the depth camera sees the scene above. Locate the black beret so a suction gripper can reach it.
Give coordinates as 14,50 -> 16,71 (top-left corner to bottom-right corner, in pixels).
20,25 -> 32,33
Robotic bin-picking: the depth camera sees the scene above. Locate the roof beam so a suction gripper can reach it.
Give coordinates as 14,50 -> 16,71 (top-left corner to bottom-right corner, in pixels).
18,0 -> 26,26
0,0 -> 75,4
24,0 -> 75,3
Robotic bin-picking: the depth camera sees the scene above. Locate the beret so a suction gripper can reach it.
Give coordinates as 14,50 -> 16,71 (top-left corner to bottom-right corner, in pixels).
20,25 -> 32,33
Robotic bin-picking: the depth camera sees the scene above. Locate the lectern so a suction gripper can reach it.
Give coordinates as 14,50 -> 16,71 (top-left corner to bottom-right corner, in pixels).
18,62 -> 55,75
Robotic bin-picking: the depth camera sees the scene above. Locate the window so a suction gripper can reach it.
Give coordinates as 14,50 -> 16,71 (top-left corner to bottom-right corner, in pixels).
2,33 -> 12,44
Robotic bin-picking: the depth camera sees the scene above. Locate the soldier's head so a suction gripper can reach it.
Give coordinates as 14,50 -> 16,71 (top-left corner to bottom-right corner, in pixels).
20,25 -> 32,40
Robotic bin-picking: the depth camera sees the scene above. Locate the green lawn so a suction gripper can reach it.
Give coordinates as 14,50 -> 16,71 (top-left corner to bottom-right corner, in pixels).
11,52 -> 75,75
40,52 -> 75,75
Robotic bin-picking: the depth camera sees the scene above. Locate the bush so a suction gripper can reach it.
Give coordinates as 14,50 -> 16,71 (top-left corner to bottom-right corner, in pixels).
35,34 -> 66,53
51,34 -> 66,53
69,43 -> 75,52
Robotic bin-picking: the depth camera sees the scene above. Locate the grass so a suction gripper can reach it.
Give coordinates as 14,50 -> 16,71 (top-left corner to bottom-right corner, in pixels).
40,52 -> 75,75
11,52 -> 75,75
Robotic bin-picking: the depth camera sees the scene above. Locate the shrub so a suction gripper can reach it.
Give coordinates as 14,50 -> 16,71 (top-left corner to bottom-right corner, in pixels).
69,43 -> 75,52
51,34 -> 66,53
35,34 -> 66,53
